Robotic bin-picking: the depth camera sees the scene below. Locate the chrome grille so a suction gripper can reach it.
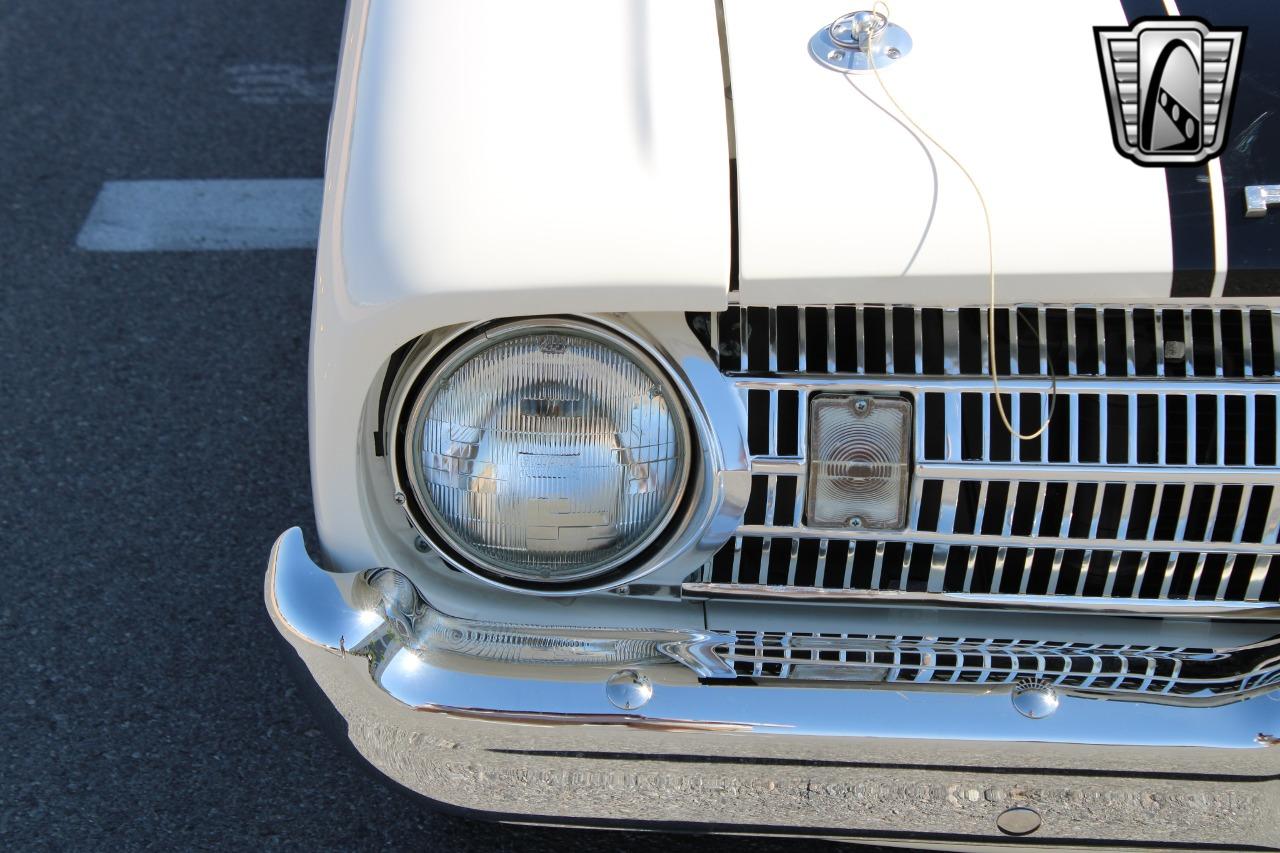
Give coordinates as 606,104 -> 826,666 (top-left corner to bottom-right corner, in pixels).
687,305 -> 1280,605
713,630 -> 1280,703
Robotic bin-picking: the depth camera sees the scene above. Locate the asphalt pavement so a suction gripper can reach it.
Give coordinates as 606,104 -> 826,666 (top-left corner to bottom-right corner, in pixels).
0,2 -> 921,850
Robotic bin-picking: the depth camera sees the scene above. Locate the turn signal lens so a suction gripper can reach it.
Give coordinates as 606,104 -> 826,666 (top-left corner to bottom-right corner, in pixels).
806,394 -> 911,530
418,610 -> 667,667
365,569 -> 673,668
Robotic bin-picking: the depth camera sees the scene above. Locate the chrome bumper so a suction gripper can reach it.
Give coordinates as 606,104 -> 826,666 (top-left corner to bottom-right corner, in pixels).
265,528 -> 1280,850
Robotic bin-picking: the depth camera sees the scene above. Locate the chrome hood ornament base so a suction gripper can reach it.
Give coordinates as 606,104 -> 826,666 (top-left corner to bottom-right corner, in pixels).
810,10 -> 912,73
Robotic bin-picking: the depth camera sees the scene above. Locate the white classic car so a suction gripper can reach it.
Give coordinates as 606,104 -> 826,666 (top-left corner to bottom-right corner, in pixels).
266,0 -> 1280,848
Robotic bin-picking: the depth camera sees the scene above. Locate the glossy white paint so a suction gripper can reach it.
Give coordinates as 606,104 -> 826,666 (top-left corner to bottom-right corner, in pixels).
340,0 -> 731,315
311,0 -> 730,572
723,0 -> 1177,306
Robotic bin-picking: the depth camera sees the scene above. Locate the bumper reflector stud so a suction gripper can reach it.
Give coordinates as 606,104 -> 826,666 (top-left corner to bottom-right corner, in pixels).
1012,678 -> 1060,719
606,669 -> 653,710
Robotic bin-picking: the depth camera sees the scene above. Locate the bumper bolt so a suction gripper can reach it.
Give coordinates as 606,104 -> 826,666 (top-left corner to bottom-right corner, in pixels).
1012,679 -> 1059,719
606,669 -> 653,710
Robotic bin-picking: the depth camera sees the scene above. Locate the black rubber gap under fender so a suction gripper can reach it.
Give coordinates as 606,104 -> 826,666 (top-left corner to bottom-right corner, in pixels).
372,337 -> 416,457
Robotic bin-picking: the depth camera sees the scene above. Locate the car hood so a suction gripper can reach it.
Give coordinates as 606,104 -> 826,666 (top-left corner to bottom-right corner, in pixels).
328,0 -> 1280,351
722,0 -> 1280,305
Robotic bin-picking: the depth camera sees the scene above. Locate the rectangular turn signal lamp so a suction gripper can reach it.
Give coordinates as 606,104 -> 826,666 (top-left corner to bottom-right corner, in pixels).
805,394 -> 912,531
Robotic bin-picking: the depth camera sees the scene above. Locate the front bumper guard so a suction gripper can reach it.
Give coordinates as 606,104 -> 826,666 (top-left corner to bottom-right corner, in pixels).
266,528 -> 1280,850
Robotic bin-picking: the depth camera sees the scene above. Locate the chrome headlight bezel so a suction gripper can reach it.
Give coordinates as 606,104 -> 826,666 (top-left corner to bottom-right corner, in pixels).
387,316 -> 702,593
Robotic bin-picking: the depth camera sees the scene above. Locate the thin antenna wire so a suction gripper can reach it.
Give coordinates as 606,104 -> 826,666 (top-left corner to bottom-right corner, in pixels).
863,1 -> 1056,440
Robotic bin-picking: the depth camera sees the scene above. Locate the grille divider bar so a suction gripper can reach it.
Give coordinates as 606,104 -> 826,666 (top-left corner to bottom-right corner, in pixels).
796,308 -> 807,374
1243,312 -> 1255,376
1246,554 -> 1271,601
943,309 -> 960,374
815,538 -> 831,588
1154,314 -> 1166,378
1125,310 -> 1137,376
856,308 -> 867,376
885,308 -> 895,374
826,304 -> 837,373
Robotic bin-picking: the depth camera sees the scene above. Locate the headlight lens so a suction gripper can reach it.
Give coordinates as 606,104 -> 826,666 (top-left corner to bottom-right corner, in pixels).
405,321 -> 691,584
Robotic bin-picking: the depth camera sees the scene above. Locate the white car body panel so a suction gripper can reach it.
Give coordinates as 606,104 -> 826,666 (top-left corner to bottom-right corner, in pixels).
725,0 -> 1176,307
312,0 -> 730,572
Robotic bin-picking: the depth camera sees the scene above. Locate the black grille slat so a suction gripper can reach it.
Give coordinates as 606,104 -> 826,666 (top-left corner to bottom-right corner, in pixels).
776,389 -> 800,456
804,306 -> 828,373
775,305 -> 799,372
746,390 -> 769,455
746,306 -> 769,370
1133,309 -> 1157,376
834,306 -> 858,372
862,307 -> 887,373
772,476 -> 798,527
893,306 -> 916,374
1251,309 -> 1276,376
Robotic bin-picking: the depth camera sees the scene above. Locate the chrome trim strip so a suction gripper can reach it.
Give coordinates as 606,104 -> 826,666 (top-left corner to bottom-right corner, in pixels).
733,375 -> 1280,394
730,524 -> 1278,556
914,461 -> 1278,484
1244,184 -> 1280,218
744,459 -> 1280,484
681,582 -> 1280,619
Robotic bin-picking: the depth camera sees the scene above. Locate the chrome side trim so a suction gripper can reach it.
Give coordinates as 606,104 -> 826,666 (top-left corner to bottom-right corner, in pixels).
737,458 -> 1280,484
682,582 -> 1280,619
731,524 -> 1280,556
916,461 -> 1279,485
735,375 -> 1280,393
1245,184 -> 1280,218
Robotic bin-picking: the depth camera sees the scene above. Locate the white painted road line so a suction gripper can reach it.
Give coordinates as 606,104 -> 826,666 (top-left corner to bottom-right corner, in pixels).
76,179 -> 323,252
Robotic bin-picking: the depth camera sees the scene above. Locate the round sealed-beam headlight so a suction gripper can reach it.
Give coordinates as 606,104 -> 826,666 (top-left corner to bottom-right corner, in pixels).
400,319 -> 693,586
